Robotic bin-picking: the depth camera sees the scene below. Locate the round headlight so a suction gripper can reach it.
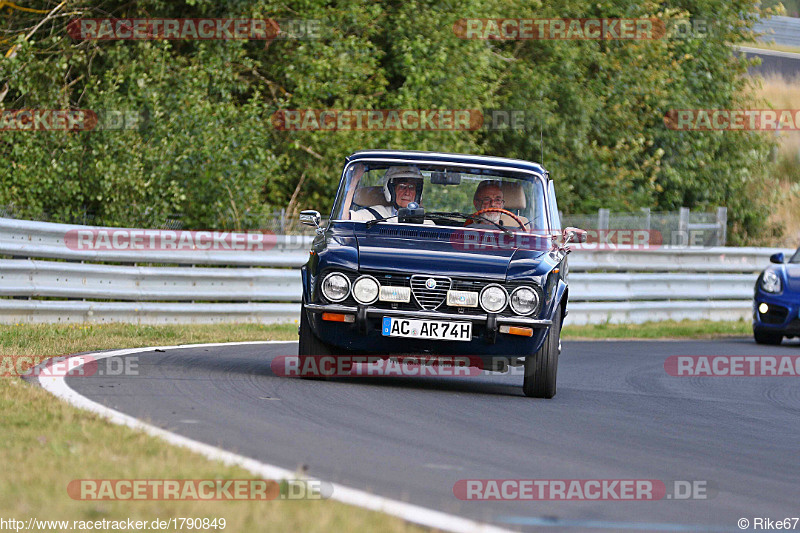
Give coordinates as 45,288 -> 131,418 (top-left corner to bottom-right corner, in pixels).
480,284 -> 508,313
353,276 -> 380,304
510,286 -> 539,315
761,271 -> 781,293
321,272 -> 351,302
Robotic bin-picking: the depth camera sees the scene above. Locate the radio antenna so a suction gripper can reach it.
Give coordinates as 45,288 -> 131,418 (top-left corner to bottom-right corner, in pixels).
540,126 -> 544,166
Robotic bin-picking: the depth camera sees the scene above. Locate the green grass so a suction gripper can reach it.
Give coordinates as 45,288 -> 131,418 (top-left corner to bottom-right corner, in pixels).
562,318 -> 751,339
0,322 -> 424,533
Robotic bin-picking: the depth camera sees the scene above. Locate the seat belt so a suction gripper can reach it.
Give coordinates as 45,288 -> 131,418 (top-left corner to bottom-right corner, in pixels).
365,207 -> 383,220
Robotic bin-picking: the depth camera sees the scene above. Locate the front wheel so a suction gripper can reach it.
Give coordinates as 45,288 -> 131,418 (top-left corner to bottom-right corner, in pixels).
298,304 -> 332,357
754,329 -> 783,345
523,303 -> 562,398
297,305 -> 351,378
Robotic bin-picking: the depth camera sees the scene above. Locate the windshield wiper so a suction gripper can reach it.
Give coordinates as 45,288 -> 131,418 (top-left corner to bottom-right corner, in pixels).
365,213 -> 398,228
426,211 -> 513,237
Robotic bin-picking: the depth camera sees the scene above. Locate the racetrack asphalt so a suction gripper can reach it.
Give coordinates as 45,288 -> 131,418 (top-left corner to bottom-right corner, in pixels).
66,339 -> 800,532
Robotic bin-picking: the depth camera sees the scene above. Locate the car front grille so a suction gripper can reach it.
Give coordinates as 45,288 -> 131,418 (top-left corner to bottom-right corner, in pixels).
410,275 -> 452,310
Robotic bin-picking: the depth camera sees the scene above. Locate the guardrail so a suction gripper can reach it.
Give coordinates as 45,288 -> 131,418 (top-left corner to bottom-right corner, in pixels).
0,217 -> 790,326
755,16 -> 800,48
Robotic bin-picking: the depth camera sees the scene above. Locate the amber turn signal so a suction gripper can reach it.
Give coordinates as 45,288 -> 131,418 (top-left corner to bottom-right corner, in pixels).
321,312 -> 355,323
499,325 -> 534,337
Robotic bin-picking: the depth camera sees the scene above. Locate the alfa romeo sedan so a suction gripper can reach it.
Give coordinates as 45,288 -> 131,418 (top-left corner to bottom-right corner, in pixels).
298,150 -> 584,398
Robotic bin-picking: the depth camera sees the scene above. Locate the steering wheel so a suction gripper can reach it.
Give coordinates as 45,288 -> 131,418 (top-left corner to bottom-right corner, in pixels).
464,208 -> 526,230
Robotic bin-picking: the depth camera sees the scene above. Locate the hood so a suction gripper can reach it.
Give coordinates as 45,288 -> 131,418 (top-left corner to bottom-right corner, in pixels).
782,264 -> 800,291
353,226 -> 547,279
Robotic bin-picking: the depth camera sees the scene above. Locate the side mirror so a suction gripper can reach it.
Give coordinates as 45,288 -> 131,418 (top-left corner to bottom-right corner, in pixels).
770,252 -> 785,264
563,227 -> 587,244
299,210 -> 321,228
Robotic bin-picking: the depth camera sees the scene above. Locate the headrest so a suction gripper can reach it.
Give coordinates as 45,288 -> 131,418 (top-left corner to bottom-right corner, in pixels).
353,186 -> 391,207
501,181 -> 526,210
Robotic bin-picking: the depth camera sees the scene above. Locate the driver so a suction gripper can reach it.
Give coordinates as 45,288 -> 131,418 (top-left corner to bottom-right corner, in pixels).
473,180 -> 506,224
472,180 -> 528,228
351,166 -> 424,222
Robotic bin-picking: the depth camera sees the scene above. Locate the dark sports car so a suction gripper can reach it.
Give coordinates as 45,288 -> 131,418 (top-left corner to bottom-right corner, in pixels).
753,248 -> 800,345
298,150 -> 584,398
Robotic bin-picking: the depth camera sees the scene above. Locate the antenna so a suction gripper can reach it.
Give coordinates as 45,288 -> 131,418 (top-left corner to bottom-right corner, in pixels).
540,126 -> 544,166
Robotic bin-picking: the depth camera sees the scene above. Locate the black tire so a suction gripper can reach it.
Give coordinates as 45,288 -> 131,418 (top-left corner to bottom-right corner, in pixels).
754,329 -> 783,345
298,304 -> 332,356
297,305 -> 351,378
523,303 -> 562,398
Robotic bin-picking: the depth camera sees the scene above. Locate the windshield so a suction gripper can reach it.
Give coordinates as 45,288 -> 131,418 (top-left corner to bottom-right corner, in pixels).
331,162 -> 548,231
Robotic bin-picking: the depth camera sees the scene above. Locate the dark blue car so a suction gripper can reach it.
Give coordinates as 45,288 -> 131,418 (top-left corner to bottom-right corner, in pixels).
753,249 -> 800,344
298,150 -> 584,398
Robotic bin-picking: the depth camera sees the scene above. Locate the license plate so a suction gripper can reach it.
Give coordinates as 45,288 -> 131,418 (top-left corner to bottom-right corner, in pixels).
381,317 -> 472,341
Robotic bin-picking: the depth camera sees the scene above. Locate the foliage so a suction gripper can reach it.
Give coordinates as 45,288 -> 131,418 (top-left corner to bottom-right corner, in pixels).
0,0 -> 784,241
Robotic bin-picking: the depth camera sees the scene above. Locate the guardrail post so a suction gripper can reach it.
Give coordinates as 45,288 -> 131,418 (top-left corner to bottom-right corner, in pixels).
598,208 -> 609,231
716,207 -> 727,246
678,207 -> 689,246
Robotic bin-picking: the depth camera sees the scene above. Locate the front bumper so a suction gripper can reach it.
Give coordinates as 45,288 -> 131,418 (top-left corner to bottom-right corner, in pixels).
304,302 -> 552,357
305,303 -> 553,327
753,291 -> 800,336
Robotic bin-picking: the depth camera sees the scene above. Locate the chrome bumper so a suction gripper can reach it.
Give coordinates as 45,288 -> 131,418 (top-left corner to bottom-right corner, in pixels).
304,303 -> 552,327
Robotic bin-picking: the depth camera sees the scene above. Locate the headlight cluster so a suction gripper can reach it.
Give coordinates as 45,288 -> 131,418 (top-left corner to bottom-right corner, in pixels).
320,272 -> 350,302
510,286 -> 539,315
320,272 -> 541,315
321,273 -> 392,304
352,276 -> 379,304
479,285 -> 508,313
475,284 -> 540,315
761,271 -> 782,293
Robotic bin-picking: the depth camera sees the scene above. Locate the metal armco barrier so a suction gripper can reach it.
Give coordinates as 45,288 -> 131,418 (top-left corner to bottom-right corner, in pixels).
0,217 -> 791,325
755,16 -> 800,48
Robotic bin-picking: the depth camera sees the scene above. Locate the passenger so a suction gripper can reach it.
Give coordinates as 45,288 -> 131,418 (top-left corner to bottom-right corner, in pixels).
351,166 -> 424,222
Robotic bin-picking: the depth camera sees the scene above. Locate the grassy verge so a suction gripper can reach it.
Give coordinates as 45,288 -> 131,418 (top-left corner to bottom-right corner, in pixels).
0,323 -> 424,533
740,41 -> 800,54
562,318 -> 751,339
0,319 -> 752,529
